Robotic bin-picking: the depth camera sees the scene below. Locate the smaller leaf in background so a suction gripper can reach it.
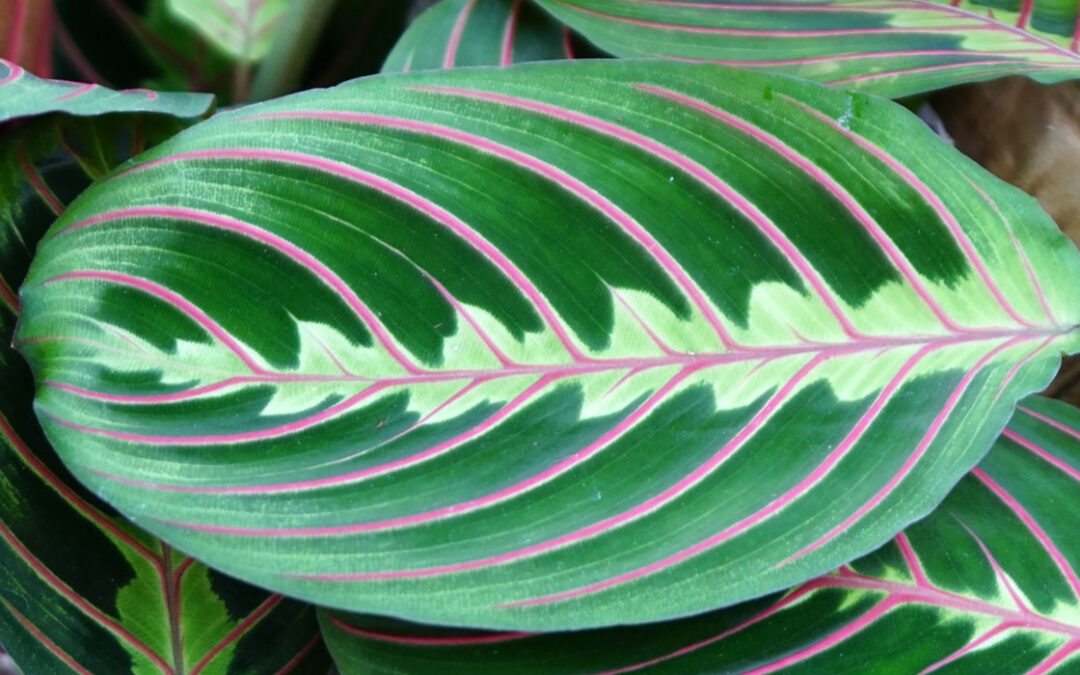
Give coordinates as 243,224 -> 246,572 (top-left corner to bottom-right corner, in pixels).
533,0 -> 1080,98
382,0 -> 599,73
321,395 -> 1080,674
165,0 -> 289,64
0,81 -> 331,675
0,58 -> 213,124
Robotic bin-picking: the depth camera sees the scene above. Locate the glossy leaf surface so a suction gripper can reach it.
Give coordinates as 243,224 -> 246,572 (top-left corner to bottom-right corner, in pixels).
0,84 -> 329,674
15,60 -> 1080,630
383,0 -> 584,72
321,396 -> 1080,674
534,0 -> 1080,98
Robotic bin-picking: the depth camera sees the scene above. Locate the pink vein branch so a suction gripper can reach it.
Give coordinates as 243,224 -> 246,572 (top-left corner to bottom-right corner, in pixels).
782,95 -> 1033,328
1002,429 -> 1080,483
444,0 -> 477,68
17,144 -> 64,216
53,205 -> 426,375
42,270 -> 267,374
634,82 -> 952,335
494,346 -> 932,606
413,85 -> 863,341
779,335 -> 1033,566
0,58 -> 24,86
501,0 -> 522,66
1018,406 -> 1080,442
0,520 -> 172,673
123,149 -> 589,362
238,111 -> 722,352
972,468 -> 1080,599
0,598 -> 95,675
189,595 -> 283,674
963,175 -> 1056,325
56,382 -> 391,446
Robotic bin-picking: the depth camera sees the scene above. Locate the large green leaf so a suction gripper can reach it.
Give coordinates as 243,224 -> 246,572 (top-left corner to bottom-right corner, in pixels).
0,83 -> 331,674
382,0 -> 587,73
14,60 -> 1080,630
320,396 -> 1080,674
533,0 -> 1080,98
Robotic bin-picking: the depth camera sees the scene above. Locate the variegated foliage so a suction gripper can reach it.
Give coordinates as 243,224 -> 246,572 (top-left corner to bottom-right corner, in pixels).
382,0 -> 594,72
14,60 -> 1080,630
0,72 -> 330,674
322,397 -> 1080,674
534,0 -> 1080,97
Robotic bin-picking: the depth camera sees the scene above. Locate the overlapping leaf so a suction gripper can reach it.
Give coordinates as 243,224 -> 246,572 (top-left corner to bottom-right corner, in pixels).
15,60 -> 1080,630
382,0 -> 587,72
0,81 -> 330,674
534,0 -> 1080,98
0,58 -> 211,124
321,396 -> 1080,674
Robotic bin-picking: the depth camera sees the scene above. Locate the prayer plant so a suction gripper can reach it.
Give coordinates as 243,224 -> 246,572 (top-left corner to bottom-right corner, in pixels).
2,1 -> 1080,673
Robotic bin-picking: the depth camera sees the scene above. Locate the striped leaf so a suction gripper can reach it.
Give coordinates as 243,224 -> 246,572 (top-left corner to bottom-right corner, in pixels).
0,84 -> 330,674
165,0 -> 289,63
320,396 -> 1080,675
382,0 -> 588,72
534,0 -> 1080,98
14,60 -> 1080,630
0,58 -> 212,124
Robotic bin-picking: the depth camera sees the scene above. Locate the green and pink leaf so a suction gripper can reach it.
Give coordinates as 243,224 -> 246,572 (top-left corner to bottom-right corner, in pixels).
321,395 -> 1080,673
14,59 -> 1080,631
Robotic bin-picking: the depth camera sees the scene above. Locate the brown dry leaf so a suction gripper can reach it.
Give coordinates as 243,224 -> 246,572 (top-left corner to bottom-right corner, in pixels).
932,77 -> 1080,405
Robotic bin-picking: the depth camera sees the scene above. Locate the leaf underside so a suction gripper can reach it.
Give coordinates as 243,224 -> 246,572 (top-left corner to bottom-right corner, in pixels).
534,0 -> 1080,98
0,85 -> 328,674
15,60 -> 1080,630
321,396 -> 1080,675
